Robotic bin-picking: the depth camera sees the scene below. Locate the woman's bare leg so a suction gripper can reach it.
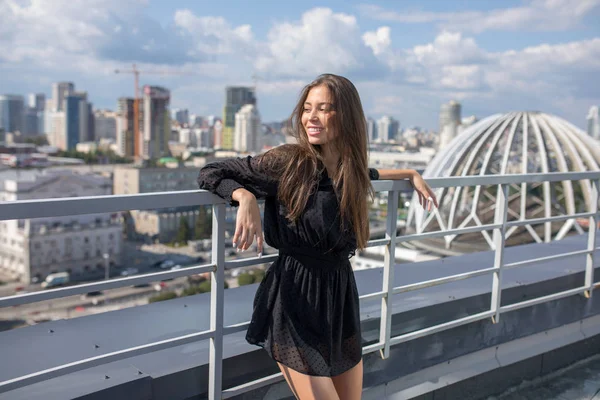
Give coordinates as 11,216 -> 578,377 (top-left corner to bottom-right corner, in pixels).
277,362 -> 340,400
331,359 -> 363,400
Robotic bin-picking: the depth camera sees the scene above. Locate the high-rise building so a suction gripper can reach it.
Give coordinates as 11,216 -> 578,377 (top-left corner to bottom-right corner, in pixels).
28,93 -> 45,112
213,119 -> 223,149
0,95 -> 25,135
222,87 -> 256,150
70,91 -> 90,143
52,82 -> 74,112
234,104 -> 261,153
46,111 -> 66,149
65,95 -> 85,150
116,98 -> 139,157
376,116 -> 399,142
94,109 -> 117,141
367,118 -> 376,141
172,108 -> 189,126
439,100 -> 461,132
25,94 -> 45,137
87,102 -> 95,142
587,106 -> 600,140
143,85 -> 170,159
189,114 -> 205,128
23,107 -> 39,136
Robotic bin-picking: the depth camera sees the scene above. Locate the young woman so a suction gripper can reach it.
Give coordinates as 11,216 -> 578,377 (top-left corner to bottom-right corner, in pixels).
197,74 -> 437,400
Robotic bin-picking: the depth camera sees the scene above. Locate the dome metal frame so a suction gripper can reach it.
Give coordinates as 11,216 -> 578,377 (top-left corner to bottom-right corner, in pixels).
407,112 -> 600,252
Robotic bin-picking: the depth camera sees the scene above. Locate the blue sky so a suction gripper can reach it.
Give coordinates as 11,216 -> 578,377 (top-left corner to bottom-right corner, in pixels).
1,0 -> 599,129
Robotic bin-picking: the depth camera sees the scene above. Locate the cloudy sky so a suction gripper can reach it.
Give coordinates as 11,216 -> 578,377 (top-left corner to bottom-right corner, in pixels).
1,0 -> 599,130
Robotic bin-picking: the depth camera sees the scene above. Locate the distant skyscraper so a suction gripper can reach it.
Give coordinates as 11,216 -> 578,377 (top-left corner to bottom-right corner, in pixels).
71,91 -> 90,143
587,106 -> 600,140
213,119 -> 223,149
116,98 -> 135,157
234,104 -> 261,153
366,118 -> 376,141
52,82 -> 74,112
65,95 -> 86,150
189,114 -> 205,128
439,100 -> 461,132
94,109 -> 117,141
223,87 -> 256,150
26,93 -> 45,136
376,116 -> 399,142
172,108 -> 189,126
28,93 -> 45,112
143,85 -> 170,159
0,95 -> 25,135
23,107 -> 39,136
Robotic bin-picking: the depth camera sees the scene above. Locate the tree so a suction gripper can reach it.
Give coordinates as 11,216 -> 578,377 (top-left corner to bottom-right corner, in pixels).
253,270 -> 266,283
194,206 -> 211,240
175,216 -> 191,245
197,279 -> 228,293
148,291 -> 177,303
238,273 -> 254,286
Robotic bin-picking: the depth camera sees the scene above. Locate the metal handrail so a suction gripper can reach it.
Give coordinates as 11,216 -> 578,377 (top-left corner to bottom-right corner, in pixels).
0,171 -> 598,397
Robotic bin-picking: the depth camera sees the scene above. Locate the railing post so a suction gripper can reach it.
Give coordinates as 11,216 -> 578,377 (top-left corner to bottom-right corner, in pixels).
584,179 -> 599,298
208,203 -> 225,400
491,184 -> 508,324
380,189 -> 398,359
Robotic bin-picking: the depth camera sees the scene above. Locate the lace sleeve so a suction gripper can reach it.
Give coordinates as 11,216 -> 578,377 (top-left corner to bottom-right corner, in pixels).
197,155 -> 279,206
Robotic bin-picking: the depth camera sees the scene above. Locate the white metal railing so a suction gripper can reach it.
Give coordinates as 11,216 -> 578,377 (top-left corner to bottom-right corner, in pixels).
0,172 -> 598,397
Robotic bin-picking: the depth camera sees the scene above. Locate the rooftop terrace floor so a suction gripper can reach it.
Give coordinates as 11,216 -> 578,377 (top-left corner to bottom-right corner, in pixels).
490,354 -> 600,400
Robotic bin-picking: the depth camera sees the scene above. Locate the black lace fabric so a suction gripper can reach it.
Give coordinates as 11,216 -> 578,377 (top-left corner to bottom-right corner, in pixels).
197,154 -> 379,377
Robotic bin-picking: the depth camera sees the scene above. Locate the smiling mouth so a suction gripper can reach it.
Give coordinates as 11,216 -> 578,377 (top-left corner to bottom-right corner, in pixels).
307,127 -> 323,136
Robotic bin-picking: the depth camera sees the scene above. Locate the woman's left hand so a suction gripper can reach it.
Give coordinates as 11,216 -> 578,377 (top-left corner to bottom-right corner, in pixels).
410,172 -> 438,212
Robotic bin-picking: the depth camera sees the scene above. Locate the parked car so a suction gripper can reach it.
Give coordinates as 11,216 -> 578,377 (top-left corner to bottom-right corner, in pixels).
120,267 -> 139,277
158,260 -> 176,269
41,272 -> 70,289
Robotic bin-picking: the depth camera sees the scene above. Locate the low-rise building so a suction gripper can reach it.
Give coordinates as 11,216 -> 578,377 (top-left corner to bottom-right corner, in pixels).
0,169 -> 122,283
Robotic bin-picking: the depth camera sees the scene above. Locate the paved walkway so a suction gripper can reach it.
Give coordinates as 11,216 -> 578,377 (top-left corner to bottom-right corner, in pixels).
489,355 -> 600,400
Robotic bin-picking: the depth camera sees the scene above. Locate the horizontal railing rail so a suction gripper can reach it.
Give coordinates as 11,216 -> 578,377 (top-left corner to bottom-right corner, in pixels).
0,171 -> 598,398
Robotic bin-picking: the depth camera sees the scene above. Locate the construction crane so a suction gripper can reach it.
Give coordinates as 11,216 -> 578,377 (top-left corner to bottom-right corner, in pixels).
114,63 -> 192,159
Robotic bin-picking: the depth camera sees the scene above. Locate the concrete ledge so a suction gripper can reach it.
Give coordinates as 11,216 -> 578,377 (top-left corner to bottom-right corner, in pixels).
366,314 -> 600,400
0,235 -> 598,399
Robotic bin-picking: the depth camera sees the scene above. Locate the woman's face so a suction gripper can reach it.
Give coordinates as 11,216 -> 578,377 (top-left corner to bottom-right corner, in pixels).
301,85 -> 337,145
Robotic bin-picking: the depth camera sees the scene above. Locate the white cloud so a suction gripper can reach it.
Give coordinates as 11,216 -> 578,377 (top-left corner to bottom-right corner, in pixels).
359,0 -> 600,33
254,8 -> 382,78
173,10 -> 257,57
412,31 -> 486,66
0,3 -> 597,130
362,26 -> 391,55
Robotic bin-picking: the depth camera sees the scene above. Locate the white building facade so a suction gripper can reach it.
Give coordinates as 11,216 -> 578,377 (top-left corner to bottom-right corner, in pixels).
0,170 -> 122,283
376,116 -> 400,142
234,104 -> 261,153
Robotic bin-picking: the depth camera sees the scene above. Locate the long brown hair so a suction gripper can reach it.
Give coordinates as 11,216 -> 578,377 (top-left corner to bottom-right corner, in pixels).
261,74 -> 373,249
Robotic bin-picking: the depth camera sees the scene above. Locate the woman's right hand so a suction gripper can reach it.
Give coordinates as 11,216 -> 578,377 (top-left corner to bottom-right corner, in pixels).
232,188 -> 264,256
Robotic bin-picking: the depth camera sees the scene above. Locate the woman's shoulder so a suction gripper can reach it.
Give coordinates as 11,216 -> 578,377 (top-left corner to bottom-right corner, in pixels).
257,144 -> 300,167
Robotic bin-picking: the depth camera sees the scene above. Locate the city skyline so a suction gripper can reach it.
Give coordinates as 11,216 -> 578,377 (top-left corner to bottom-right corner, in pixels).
0,0 -> 599,129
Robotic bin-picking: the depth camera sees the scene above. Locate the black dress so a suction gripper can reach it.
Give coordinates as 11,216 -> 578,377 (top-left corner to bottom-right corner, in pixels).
197,154 -> 379,377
